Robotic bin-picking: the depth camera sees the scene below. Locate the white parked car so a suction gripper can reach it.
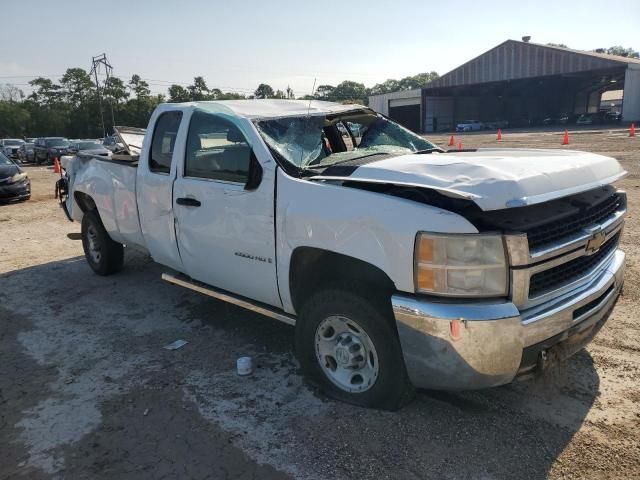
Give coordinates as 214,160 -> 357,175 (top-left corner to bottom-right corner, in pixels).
57,100 -> 627,410
456,120 -> 483,132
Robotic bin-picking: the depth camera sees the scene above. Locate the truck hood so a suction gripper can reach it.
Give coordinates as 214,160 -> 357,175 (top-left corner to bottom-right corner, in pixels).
312,148 -> 626,211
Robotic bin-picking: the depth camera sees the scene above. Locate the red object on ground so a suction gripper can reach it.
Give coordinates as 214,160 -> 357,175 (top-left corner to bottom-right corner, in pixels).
450,319 -> 462,341
449,135 -> 455,146
631,123 -> 636,137
562,130 -> 569,145
53,158 -> 61,174
458,142 -> 463,150
497,129 -> 502,141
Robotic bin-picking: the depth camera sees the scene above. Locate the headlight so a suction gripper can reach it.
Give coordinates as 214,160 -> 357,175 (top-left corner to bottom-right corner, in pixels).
414,233 -> 507,297
9,172 -> 28,184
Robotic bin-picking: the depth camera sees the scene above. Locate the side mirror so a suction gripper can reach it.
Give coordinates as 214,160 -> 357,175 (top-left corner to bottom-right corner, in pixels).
244,151 -> 263,191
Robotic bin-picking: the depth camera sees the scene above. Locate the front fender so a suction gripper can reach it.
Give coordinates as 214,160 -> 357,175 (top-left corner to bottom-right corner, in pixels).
275,169 -> 478,314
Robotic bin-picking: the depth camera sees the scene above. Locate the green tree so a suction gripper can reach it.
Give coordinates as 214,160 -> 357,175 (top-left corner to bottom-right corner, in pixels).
605,46 -> 639,58
60,68 -> 99,137
273,89 -> 286,99
369,79 -> 400,95
126,75 -> 154,128
187,76 -> 210,101
370,72 -> 439,95
27,77 -> 68,136
217,91 -> 246,100
254,83 -> 274,99
61,68 -> 94,107
0,101 -> 30,137
128,74 -> 151,99
331,80 -> 368,103
104,77 -> 129,105
168,84 -> 191,103
314,84 -> 335,100
28,77 -> 62,106
398,72 -> 439,89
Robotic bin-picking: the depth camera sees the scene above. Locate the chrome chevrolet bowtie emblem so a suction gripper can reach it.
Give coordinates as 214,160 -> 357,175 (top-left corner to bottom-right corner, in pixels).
585,229 -> 606,255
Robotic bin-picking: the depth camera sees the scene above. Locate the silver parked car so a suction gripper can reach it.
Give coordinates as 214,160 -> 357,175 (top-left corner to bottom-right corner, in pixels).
69,140 -> 112,158
1,139 -> 25,159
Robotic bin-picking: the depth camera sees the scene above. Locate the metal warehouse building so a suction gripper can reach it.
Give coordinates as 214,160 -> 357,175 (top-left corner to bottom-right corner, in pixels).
369,39 -> 640,132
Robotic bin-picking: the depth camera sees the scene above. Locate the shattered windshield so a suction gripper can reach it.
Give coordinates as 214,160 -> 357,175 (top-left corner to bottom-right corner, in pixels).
255,110 -> 436,170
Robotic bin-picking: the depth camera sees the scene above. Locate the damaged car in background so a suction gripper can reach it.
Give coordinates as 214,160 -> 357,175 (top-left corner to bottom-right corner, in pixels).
0,152 -> 30,201
56,100 -> 626,410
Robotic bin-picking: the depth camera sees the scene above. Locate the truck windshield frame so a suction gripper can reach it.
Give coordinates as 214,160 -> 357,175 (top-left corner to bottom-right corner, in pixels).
254,111 -> 436,174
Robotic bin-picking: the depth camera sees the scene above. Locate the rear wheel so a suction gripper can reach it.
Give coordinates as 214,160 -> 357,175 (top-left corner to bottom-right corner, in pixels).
295,288 -> 414,410
81,210 -> 124,275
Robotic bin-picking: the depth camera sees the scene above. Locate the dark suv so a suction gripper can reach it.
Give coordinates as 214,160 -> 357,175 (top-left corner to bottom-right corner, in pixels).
33,137 -> 70,164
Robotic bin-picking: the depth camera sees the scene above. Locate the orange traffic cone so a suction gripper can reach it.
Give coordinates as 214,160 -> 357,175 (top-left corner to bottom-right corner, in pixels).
497,129 -> 502,141
448,135 -> 455,146
53,158 -> 61,174
458,142 -> 463,151
631,123 -> 636,137
562,130 -> 569,145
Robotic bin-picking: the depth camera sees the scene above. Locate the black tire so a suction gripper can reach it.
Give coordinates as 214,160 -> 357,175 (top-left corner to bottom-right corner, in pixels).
295,287 -> 414,410
46,153 -> 52,165
81,210 -> 124,276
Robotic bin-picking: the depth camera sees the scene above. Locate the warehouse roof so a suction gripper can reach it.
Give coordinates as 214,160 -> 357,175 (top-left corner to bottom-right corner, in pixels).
424,40 -> 640,89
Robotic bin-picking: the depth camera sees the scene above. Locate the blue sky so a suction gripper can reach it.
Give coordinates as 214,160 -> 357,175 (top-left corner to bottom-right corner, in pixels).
1,0 -> 638,97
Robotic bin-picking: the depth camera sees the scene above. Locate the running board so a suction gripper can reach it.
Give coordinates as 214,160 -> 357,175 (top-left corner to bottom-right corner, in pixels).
161,273 -> 296,326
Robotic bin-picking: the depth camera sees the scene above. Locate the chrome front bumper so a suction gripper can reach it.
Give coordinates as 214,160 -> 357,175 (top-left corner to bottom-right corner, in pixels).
392,249 -> 625,390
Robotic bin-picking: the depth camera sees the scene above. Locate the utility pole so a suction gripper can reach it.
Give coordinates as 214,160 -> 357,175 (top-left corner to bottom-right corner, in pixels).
90,53 -> 115,138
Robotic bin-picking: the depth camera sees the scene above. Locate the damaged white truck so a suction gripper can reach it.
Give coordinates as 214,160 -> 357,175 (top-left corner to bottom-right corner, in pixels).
57,100 -> 627,410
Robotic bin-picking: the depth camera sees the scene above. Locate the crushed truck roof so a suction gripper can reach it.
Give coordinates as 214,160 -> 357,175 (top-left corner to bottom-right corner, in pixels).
161,99 -> 371,120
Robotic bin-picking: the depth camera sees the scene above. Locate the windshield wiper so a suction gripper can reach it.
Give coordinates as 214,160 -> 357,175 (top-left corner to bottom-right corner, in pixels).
414,147 -> 445,154
306,152 -> 392,170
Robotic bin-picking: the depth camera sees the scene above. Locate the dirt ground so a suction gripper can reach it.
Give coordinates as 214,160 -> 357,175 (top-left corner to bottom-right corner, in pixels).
1,128 -> 639,480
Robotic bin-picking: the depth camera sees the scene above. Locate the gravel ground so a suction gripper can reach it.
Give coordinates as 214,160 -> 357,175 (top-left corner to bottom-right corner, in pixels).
1,129 -> 639,479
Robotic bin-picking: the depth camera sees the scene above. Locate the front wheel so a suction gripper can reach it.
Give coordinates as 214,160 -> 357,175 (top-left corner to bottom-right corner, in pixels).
81,210 -> 124,275
295,288 -> 414,410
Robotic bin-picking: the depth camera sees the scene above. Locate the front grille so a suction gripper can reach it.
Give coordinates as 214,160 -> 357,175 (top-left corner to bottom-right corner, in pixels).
526,193 -> 622,250
572,284 -> 615,320
529,233 -> 619,298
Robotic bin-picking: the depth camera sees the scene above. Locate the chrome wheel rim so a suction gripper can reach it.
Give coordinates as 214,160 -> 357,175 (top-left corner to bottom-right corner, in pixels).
315,315 -> 379,393
86,225 -> 101,264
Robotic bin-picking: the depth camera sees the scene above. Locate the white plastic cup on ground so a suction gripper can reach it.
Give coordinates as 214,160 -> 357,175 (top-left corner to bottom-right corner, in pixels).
237,356 -> 253,376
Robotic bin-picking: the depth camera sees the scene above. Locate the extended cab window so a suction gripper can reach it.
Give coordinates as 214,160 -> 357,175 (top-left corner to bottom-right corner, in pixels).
150,111 -> 182,174
185,111 -> 251,183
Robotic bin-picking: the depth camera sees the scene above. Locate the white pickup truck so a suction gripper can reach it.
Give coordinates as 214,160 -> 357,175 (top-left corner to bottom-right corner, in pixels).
57,100 -> 627,410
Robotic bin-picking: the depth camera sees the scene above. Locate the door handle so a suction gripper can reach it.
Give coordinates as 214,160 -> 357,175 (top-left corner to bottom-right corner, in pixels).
176,197 -> 201,207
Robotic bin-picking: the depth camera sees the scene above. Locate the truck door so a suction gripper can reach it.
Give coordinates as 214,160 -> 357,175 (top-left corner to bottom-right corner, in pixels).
136,109 -> 185,271
172,109 -> 280,308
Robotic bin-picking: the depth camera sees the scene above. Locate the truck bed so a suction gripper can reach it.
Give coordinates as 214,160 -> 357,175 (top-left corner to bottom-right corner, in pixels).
62,153 -> 145,250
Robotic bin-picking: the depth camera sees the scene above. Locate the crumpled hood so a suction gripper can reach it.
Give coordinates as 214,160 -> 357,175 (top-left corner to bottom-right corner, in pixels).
314,148 -> 626,211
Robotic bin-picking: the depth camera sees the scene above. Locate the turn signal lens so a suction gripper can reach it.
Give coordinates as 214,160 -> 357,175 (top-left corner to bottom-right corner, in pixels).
416,267 -> 435,291
417,236 -> 434,263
